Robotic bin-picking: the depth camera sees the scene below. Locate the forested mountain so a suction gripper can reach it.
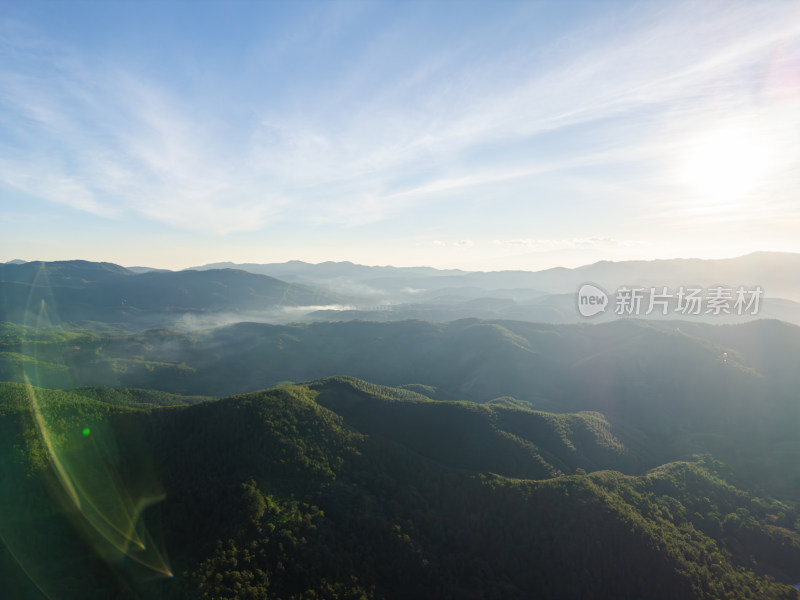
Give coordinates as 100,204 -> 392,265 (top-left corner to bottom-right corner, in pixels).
2,260 -> 800,598
1,378 -> 798,599
3,317 -> 800,500
0,260 -> 348,329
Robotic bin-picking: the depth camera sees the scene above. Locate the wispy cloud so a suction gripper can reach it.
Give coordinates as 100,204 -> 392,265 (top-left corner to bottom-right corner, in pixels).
0,0 -> 798,238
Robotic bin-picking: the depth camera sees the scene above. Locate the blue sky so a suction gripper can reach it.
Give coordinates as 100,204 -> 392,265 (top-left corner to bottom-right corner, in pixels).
1,0 -> 799,270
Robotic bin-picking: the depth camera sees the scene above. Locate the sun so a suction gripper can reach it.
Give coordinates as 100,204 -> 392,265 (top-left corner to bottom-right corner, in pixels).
678,125 -> 773,206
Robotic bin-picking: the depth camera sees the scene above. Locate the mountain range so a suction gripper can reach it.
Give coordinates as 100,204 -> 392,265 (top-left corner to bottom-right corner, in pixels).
1,255 -> 800,598
188,251 -> 800,301
0,260 -> 348,329
6,253 -> 800,330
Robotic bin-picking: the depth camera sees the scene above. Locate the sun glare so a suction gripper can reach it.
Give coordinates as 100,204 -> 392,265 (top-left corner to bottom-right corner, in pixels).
678,126 -> 773,206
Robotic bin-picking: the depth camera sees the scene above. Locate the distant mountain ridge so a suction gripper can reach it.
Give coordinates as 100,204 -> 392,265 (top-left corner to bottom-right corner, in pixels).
0,260 -> 349,329
3,253 -> 799,329
188,251 -> 800,299
188,252 -> 800,325
188,259 -> 466,280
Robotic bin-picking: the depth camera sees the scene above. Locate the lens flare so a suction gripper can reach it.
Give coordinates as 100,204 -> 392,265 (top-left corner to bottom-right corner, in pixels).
0,263 -> 172,597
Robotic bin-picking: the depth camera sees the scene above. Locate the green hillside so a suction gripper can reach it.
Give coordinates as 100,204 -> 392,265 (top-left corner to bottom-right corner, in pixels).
3,317 -> 799,498
1,378 -> 798,599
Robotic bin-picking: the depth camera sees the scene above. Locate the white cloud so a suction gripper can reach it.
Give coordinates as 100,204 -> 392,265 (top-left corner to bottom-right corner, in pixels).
0,1 -> 798,237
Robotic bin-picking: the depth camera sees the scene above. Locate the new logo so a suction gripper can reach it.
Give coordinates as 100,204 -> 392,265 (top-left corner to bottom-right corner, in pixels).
577,283 -> 608,317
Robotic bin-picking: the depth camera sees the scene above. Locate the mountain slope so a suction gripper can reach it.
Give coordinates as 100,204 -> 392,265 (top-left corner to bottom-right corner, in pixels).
6,317 -> 800,498
1,378 -> 797,599
0,260 -> 349,328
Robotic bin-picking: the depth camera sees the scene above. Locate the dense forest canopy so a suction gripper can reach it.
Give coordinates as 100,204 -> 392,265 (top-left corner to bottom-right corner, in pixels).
2,282 -> 800,598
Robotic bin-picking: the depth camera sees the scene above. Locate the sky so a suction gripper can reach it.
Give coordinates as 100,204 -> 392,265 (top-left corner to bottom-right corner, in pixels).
1,0 -> 799,271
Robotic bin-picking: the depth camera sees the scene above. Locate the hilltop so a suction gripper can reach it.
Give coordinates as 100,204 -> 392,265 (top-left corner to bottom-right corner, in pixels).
2,377 -> 798,599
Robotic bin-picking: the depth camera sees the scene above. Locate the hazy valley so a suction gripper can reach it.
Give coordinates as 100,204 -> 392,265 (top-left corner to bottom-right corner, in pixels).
1,258 -> 799,598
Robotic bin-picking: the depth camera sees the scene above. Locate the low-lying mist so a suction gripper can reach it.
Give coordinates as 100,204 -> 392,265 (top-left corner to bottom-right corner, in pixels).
169,305 -> 359,330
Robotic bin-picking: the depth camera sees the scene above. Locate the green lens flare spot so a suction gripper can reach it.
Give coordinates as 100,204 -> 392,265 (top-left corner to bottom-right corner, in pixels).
82,427 -> 91,437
